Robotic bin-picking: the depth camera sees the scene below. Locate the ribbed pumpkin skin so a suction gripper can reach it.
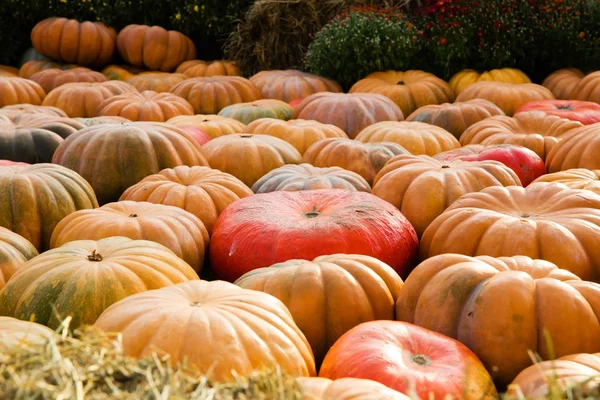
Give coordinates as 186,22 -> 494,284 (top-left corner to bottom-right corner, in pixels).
0,163 -> 98,251
245,118 -> 347,155
303,138 -> 408,185
0,228 -> 38,289
0,78 -> 46,108
252,164 -> 371,193
94,280 -> 316,381
515,100 -> 600,125
545,123 -> 600,172
531,169 -> 600,194
203,134 -> 302,187
119,166 -> 253,234
420,183 -> 600,282
209,190 -> 418,281
74,116 -> 129,126
0,237 -> 199,330
102,65 -> 136,81
349,70 -> 455,118
176,60 -> 241,77
292,92 -> 405,139
116,25 -> 196,72
126,72 -> 188,93
406,99 -> 506,139
355,121 -> 460,156
396,254 -> 600,386
166,114 -> 246,138
0,317 -> 56,347
372,154 -> 522,237
249,69 -> 342,102
297,377 -> 410,400
449,68 -> 531,95
217,99 -> 293,124
234,254 -> 403,364
570,71 -> 600,103
19,60 -> 63,79
170,76 -> 263,114
30,68 -> 108,93
95,90 -> 194,122
51,122 -> 209,205
0,104 -> 67,120
0,66 -> 18,76
460,111 -> 583,160
542,68 -> 585,100
31,18 -> 116,67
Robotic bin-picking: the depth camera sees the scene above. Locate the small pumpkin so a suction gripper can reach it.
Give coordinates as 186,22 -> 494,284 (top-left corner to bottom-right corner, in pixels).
542,68 -> 585,100
249,69 -> 342,102
126,72 -> 188,93
0,317 -> 56,347
298,377 -> 410,400
30,67 -> 107,93
0,228 -> 38,290
0,77 -> 46,108
217,99 -> 293,124
175,60 -> 241,77
570,71 -> 600,103
531,169 -> 600,194
515,99 -> 600,125
545,123 -> 600,172
449,68 -> 531,95
166,114 -> 246,139
0,104 -> 67,120
95,90 -> 194,122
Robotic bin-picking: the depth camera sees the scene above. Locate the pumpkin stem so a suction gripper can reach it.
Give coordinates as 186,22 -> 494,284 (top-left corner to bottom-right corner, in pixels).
521,213 -> 530,218
556,103 -> 572,110
129,213 -> 138,218
396,80 -> 405,85
441,165 -> 450,169
190,301 -> 202,307
87,250 -> 103,262
411,354 -> 432,367
240,134 -> 253,138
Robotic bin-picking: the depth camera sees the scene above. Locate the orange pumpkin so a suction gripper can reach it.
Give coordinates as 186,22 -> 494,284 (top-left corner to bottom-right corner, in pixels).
30,67 -> 107,93
94,280 -> 316,381
405,99 -> 506,139
126,72 -> 188,93
116,25 -> 196,72
249,69 -> 342,102
0,66 -> 18,76
455,82 -> 555,116
252,164 -> 371,193
166,114 -> 246,138
545,123 -> 600,172
203,134 -> 302,187
420,183 -> 600,281
0,236 -> 199,329
355,121 -> 460,156
531,169 -> 600,194
0,228 -> 38,290
31,18 -> 117,67
101,65 -> 136,81
395,254 -> 600,386
235,254 -> 402,364
292,92 -> 404,139
297,377 -> 410,400
449,68 -> 531,95
570,71 -> 600,103
303,138 -> 408,185
0,317 -> 58,347
175,60 -> 241,77
217,99 -> 293,124
18,60 -> 63,79
0,104 -> 67,120
0,77 -> 46,108
119,166 -> 253,234
50,201 -> 209,273
349,70 -> 454,117
460,111 -> 583,160
542,68 -> 585,100
95,90 -> 194,122
170,76 -> 263,114
372,154 -> 521,237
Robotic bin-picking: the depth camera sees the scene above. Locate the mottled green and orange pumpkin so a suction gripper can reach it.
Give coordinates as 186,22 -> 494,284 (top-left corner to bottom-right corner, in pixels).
217,99 -> 293,124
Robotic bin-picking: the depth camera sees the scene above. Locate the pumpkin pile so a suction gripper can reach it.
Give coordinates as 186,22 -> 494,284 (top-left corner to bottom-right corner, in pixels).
1,16 -> 600,399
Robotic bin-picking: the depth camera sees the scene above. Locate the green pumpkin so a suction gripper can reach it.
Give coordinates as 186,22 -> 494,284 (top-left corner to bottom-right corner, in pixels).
218,99 -> 293,124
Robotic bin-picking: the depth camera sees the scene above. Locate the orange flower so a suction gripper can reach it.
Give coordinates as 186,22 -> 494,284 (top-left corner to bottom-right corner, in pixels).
578,31 -> 585,39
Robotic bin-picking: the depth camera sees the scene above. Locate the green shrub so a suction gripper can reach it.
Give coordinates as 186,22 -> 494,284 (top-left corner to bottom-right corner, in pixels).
304,5 -> 422,90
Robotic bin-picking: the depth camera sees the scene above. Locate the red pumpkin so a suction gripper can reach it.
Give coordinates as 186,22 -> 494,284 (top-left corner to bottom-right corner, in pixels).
515,100 -> 600,125
319,321 -> 497,400
434,144 -> 546,186
176,126 -> 211,146
209,190 -> 418,282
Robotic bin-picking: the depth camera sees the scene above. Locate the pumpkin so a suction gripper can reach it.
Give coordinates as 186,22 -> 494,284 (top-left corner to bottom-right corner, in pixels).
0,317 -> 57,347
291,92 -> 404,139
0,236 -> 199,330
244,118 -> 347,155
456,82 -> 555,116
0,77 -> 46,108
73,116 -> 129,126
235,254 -> 402,364
570,71 -> 600,103
319,320 -> 497,400
119,166 -> 253,234
30,67 -> 107,93
531,169 -> 600,194
42,81 -> 138,118
51,122 -> 209,205
507,353 -> 600,399
31,18 -> 116,67
252,164 -> 371,193
515,99 -> 600,125
420,183 -> 600,281
217,99 -> 293,124
0,163 -> 98,251
50,201 -> 209,273
101,65 -> 136,81
170,76 -> 263,114
166,114 -> 246,139
18,60 -> 62,79
405,99 -> 506,139
545,123 -> 600,172
396,254 -> 600,386
176,126 -> 212,146
372,154 -> 521,237
175,60 -> 241,77
542,68 -> 585,100
126,72 -> 188,93
94,280 -> 316,381
0,228 -> 38,290
459,111 -> 583,160
0,66 -> 18,76
355,121 -> 460,156
449,68 -> 531,96
434,144 -> 546,186
94,90 -> 194,122
0,104 -> 67,120
349,70 -> 455,117
297,377 -> 410,400
209,190 -> 418,281
116,25 -> 196,72
202,134 -> 301,187
303,138 -> 408,185
249,69 -> 342,102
